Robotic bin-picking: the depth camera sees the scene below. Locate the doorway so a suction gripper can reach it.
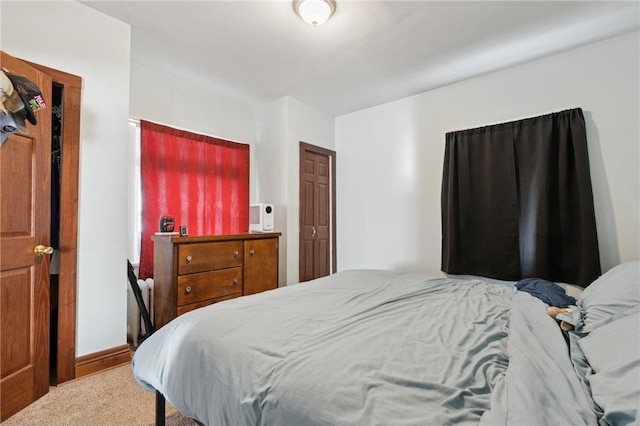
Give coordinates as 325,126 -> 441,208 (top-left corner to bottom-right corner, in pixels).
49,82 -> 63,383
299,142 -> 336,282
25,59 -> 82,386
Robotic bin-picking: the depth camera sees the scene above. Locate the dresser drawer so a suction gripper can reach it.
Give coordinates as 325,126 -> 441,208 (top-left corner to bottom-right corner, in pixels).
176,293 -> 239,316
178,241 -> 243,275
177,267 -> 243,306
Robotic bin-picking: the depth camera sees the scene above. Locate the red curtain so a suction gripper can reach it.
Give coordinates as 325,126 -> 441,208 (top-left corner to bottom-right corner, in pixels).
139,121 -> 250,279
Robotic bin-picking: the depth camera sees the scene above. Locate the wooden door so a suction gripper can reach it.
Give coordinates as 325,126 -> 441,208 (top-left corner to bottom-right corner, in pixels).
244,238 -> 278,295
0,52 -> 53,421
299,142 -> 336,282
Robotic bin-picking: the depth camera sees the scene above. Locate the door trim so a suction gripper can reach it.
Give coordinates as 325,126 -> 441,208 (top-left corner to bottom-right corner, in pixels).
26,60 -> 82,385
299,142 -> 337,281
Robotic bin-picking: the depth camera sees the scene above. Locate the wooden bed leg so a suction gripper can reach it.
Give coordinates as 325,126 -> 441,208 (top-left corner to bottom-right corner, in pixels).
156,390 -> 166,426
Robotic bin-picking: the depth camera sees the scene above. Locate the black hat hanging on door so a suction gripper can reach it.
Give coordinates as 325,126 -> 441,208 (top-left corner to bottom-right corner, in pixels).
0,69 -> 46,145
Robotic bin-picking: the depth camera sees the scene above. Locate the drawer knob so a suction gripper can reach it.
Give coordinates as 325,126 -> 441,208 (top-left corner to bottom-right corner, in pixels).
234,251 -> 239,257
233,277 -> 239,284
186,255 -> 193,263
185,286 -> 192,294
249,250 -> 255,256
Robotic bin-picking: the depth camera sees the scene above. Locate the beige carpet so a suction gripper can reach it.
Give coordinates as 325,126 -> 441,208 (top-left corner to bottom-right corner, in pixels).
2,364 -> 196,426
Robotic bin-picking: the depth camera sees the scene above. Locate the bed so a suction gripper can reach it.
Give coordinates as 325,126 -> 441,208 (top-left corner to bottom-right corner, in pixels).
132,262 -> 640,426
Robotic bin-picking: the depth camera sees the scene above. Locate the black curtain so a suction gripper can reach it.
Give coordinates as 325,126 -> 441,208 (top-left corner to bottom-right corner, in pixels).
441,108 -> 600,287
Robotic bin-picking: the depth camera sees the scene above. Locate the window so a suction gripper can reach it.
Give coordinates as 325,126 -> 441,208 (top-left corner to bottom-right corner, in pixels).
441,108 -> 600,286
128,120 -> 142,265
136,120 -> 250,279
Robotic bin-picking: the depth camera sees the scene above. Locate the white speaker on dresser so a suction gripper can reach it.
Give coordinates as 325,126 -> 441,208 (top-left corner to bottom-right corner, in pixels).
249,203 -> 275,233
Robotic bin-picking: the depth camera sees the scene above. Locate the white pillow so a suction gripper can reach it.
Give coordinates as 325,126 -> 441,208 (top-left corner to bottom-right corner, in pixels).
577,261 -> 639,332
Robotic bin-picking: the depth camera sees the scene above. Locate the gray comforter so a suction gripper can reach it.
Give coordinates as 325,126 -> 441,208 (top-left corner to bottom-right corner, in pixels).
132,270 -> 596,425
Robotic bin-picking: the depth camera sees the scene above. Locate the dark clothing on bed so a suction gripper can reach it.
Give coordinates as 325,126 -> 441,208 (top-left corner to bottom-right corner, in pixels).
515,278 -> 576,307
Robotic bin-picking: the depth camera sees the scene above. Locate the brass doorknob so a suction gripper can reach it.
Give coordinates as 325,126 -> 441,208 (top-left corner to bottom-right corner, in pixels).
34,245 -> 54,256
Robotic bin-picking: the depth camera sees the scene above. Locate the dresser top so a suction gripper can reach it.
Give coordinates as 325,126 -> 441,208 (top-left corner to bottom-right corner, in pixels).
152,232 -> 281,244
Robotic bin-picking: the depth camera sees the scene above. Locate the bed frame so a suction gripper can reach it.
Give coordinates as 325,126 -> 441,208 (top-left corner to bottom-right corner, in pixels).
156,390 -> 205,426
128,260 -> 168,426
156,391 -> 165,426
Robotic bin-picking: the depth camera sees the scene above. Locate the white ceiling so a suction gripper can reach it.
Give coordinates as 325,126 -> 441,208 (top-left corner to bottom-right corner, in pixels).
82,1 -> 639,117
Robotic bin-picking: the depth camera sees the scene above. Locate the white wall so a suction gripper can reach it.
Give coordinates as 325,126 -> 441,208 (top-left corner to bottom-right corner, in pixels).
1,2 -> 132,355
130,62 -> 256,146
336,31 -> 640,280
130,62 -> 258,203
256,97 -> 335,285
256,98 -> 289,284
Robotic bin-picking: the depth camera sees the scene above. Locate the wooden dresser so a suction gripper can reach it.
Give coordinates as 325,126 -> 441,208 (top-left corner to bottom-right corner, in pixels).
152,233 -> 281,329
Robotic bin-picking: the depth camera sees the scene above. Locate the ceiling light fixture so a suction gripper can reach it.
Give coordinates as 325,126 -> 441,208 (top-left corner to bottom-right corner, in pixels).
293,0 -> 336,27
